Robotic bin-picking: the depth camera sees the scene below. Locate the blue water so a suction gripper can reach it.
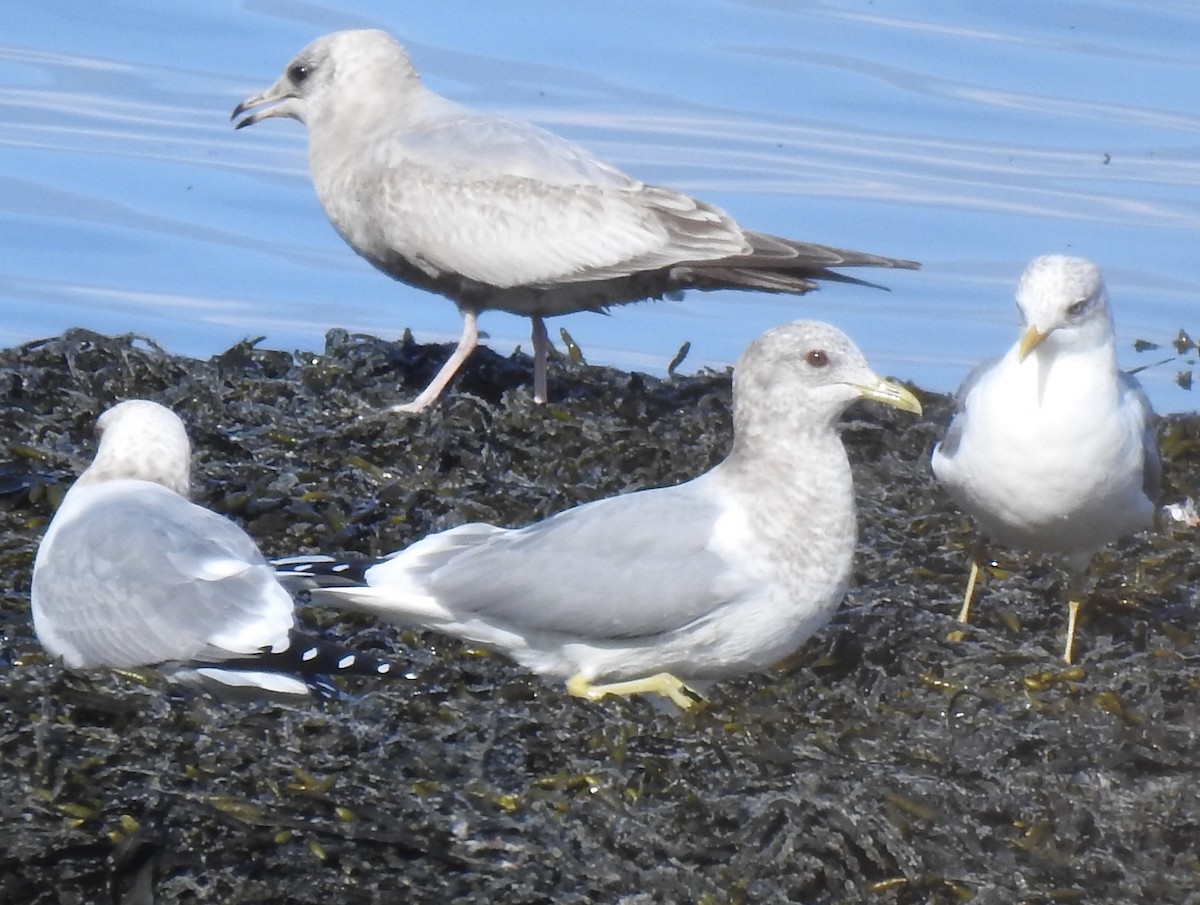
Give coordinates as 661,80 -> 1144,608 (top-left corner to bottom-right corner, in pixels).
2,0 -> 1198,411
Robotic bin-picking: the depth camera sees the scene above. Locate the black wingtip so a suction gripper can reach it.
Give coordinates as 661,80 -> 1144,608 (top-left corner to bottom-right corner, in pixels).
272,555 -> 379,586
284,630 -> 395,678
210,629 -> 396,685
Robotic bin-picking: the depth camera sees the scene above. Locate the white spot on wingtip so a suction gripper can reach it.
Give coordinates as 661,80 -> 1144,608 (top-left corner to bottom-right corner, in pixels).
302,647 -> 318,661
338,654 -> 356,669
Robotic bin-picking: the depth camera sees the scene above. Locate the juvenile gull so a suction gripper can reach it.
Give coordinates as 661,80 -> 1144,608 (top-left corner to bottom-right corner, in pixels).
232,29 -> 919,411
282,321 -> 922,707
931,255 -> 1160,662
31,400 -> 393,696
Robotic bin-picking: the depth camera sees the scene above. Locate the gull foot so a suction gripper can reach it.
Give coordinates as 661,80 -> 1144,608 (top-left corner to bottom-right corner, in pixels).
566,672 -> 703,710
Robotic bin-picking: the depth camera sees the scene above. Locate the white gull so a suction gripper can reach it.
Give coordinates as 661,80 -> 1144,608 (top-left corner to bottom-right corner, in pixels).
232,29 -> 919,411
31,400 -> 393,696
931,255 -> 1160,662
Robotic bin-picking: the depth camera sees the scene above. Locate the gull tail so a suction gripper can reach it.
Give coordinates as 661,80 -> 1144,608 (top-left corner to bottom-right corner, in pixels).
686,235 -> 920,295
273,554 -> 456,624
311,584 -> 457,625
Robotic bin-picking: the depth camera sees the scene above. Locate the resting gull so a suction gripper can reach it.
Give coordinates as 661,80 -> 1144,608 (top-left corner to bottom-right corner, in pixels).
31,400 -> 393,696
279,320 -> 922,707
931,255 -> 1160,662
232,29 -> 919,411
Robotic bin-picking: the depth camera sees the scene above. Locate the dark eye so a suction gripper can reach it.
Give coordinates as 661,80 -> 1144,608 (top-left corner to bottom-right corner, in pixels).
1066,298 -> 1090,317
287,63 -> 310,85
805,349 -> 830,368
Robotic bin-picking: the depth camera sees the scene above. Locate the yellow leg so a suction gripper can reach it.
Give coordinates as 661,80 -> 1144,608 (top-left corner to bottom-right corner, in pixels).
1064,597 -> 1083,664
1062,571 -> 1089,664
955,538 -> 991,626
112,667 -> 154,686
566,672 -> 703,710
958,559 -> 982,624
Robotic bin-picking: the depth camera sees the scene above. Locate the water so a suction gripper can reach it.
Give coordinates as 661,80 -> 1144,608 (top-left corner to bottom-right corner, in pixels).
2,0 -> 1197,411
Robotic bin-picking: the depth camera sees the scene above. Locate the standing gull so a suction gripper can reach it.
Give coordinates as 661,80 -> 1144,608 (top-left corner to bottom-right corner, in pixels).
931,255 -> 1160,662
280,321 -> 922,707
31,400 -> 393,696
232,29 -> 919,411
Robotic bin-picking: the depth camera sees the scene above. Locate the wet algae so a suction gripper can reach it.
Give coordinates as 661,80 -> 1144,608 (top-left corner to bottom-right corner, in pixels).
0,329 -> 1198,904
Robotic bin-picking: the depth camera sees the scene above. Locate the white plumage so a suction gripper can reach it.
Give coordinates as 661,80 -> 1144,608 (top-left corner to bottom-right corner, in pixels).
233,29 -> 917,410
31,400 -> 392,696
931,255 -> 1160,662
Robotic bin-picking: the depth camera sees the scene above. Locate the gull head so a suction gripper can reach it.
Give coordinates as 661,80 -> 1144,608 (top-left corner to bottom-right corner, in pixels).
733,320 -> 921,437
232,29 -> 420,130
1015,255 -> 1114,361
76,400 -> 192,496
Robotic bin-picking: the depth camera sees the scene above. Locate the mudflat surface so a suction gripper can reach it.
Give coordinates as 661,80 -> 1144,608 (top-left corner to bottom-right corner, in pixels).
1,329 -> 1197,904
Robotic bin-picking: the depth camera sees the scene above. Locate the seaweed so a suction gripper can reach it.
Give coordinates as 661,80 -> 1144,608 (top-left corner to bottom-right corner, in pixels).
1,329 -> 1197,904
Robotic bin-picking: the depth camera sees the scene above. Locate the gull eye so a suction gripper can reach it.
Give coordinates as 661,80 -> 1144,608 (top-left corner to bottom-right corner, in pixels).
805,349 -> 830,368
287,63 -> 310,85
1066,298 -> 1090,317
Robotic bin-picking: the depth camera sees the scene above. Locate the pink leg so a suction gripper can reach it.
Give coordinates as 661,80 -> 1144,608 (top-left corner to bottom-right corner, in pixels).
391,311 -> 479,413
531,315 -> 549,404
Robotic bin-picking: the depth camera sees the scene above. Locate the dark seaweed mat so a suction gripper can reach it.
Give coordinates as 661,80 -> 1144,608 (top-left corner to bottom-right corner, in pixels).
0,329 -> 1198,905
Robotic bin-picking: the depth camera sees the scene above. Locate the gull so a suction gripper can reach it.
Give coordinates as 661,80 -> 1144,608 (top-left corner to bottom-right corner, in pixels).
31,400 -> 394,696
232,29 -> 919,411
931,255 -> 1160,663
279,320 -> 921,708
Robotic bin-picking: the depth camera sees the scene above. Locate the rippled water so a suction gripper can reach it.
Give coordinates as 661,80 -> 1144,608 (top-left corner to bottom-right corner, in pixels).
2,0 -> 1198,410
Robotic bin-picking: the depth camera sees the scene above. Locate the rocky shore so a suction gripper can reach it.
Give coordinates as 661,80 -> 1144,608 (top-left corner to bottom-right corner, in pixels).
1,328 -> 1197,904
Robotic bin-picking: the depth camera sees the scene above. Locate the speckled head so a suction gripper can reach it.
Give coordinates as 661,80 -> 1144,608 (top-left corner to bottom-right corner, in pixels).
732,320 -> 921,437
232,29 -> 422,132
76,400 -> 192,497
1015,255 -> 1114,359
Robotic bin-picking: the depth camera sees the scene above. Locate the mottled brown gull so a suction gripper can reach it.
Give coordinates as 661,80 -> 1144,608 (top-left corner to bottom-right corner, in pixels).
31,400 -> 393,696
277,321 -> 922,708
232,29 -> 919,411
931,255 -> 1160,662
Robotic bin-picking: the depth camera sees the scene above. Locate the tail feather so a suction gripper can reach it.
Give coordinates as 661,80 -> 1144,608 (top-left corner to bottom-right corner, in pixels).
312,585 -> 455,624
275,530 -> 498,630
681,235 -> 918,296
741,231 -> 921,271
803,245 -> 920,271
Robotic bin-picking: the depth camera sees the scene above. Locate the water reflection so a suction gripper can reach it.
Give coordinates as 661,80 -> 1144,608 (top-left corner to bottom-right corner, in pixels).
0,3 -> 1196,410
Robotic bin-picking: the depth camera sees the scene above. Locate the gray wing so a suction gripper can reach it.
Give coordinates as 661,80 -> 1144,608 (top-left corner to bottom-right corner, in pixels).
32,485 -> 293,669
1119,369 -> 1162,503
411,478 -> 751,641
932,354 -> 1001,463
